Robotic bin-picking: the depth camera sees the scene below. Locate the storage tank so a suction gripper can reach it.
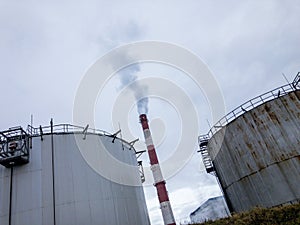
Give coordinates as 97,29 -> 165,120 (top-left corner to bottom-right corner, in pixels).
199,74 -> 300,213
0,123 -> 150,225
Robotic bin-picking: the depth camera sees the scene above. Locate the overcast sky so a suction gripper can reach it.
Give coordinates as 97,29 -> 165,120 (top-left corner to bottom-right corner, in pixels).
1,1 -> 300,224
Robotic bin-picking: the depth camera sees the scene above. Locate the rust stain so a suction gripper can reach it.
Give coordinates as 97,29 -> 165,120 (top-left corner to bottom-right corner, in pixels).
256,162 -> 264,170
281,97 -> 287,104
257,140 -> 263,148
294,90 -> 300,100
245,142 -> 253,150
210,90 -> 300,212
268,111 -> 280,124
251,151 -> 257,158
264,105 -> 271,112
289,94 -> 296,101
237,123 -> 243,131
246,162 -> 253,172
280,153 -> 287,161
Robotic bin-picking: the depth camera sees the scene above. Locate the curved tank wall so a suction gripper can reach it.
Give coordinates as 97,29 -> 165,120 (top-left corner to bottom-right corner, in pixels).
0,132 -> 150,225
208,90 -> 300,212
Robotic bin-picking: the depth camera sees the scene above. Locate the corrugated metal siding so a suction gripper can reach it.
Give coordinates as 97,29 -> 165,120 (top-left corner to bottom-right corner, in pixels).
0,133 -> 150,225
209,91 -> 300,212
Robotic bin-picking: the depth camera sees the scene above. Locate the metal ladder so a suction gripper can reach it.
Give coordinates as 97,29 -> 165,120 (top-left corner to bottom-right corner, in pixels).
198,135 -> 215,175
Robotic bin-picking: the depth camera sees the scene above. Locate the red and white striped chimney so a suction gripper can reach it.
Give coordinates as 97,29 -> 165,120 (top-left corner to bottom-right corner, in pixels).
139,114 -> 176,225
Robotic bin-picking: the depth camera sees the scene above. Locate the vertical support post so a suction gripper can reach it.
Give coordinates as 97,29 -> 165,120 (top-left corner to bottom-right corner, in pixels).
50,119 -> 56,225
139,114 -> 176,225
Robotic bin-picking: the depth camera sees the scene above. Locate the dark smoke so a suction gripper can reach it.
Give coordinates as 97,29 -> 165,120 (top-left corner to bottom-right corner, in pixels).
116,60 -> 149,114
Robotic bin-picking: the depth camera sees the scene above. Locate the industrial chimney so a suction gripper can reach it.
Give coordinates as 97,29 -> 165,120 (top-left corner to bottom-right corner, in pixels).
139,114 -> 176,225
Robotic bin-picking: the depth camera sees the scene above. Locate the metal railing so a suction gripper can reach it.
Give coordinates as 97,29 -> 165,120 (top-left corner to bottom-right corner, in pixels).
27,124 -> 112,137
26,123 -> 138,150
207,72 -> 300,138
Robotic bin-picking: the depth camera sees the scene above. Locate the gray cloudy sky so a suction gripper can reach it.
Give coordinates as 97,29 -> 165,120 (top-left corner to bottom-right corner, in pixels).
1,1 -> 300,224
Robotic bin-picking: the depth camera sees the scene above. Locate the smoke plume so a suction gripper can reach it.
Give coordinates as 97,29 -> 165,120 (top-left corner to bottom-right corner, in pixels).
116,59 -> 149,114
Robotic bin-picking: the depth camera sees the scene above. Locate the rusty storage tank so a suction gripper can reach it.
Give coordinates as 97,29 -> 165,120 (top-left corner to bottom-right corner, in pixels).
0,123 -> 150,225
199,73 -> 300,213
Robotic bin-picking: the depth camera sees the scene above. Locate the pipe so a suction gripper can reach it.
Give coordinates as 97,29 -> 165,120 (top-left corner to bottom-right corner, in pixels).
9,167 -> 13,225
139,114 -> 176,225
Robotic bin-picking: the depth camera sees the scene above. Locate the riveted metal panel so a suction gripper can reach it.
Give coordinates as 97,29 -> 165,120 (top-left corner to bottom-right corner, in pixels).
208,91 -> 300,212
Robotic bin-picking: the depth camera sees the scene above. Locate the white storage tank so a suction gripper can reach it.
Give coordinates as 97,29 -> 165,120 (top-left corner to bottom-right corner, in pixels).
0,124 -> 150,225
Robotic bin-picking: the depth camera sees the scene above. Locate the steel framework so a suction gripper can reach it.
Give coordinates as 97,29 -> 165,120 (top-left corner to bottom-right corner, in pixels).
0,127 -> 29,167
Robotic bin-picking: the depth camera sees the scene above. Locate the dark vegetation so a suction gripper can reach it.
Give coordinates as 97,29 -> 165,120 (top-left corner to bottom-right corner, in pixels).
191,203 -> 300,225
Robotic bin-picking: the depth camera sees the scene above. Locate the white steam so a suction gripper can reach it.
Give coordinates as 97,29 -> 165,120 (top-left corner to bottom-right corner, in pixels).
116,58 -> 148,114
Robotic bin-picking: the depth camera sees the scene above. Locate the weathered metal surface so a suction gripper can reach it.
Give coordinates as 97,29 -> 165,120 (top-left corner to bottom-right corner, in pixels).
0,132 -> 150,225
208,90 -> 300,212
